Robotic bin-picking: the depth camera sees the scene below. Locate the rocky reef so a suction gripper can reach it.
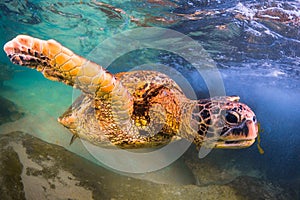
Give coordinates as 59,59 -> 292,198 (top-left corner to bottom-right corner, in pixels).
0,131 -> 297,200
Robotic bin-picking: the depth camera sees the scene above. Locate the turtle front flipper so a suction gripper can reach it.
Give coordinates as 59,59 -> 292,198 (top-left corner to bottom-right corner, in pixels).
4,35 -> 134,136
3,35 -> 121,98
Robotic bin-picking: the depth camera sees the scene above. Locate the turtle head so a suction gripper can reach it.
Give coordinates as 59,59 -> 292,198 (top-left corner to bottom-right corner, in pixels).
194,96 -> 258,149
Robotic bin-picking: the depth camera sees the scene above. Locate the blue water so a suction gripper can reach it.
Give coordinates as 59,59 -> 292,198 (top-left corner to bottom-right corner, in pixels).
0,0 -> 299,199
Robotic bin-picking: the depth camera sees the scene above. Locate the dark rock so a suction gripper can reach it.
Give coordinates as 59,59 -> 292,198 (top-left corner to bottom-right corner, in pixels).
0,96 -> 24,125
0,143 -> 25,200
227,176 -> 297,200
0,63 -> 14,88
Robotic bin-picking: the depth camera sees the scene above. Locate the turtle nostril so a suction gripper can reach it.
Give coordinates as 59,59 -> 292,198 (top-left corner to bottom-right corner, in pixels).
253,116 -> 257,123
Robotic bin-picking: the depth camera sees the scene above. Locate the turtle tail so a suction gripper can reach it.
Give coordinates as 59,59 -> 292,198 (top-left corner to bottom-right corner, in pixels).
3,35 -> 117,97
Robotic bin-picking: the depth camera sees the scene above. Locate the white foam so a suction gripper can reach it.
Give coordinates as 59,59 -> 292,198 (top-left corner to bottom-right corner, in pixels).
233,3 -> 256,20
266,70 -> 286,77
232,2 -> 300,24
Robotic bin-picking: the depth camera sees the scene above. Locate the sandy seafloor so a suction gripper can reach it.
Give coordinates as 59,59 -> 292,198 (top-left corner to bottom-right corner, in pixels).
0,0 -> 300,199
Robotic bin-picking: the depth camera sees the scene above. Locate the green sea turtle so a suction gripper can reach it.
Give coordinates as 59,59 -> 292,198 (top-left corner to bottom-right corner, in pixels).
3,35 -> 258,150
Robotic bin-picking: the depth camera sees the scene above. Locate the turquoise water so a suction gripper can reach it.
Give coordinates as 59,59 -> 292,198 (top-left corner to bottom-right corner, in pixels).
0,0 -> 300,199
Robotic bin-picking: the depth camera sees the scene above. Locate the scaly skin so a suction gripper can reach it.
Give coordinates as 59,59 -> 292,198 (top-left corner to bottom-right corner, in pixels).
4,35 -> 258,149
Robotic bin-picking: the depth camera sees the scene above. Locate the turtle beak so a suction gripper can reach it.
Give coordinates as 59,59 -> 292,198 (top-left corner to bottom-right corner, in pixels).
215,119 -> 258,149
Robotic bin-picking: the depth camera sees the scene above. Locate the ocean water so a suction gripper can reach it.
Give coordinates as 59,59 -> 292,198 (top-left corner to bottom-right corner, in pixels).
0,0 -> 299,199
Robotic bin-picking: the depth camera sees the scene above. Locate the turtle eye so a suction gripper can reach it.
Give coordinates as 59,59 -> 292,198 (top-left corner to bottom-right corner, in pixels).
225,112 -> 239,124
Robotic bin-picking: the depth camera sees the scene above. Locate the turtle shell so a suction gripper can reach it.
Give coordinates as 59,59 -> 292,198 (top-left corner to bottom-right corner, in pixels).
58,70 -> 186,148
